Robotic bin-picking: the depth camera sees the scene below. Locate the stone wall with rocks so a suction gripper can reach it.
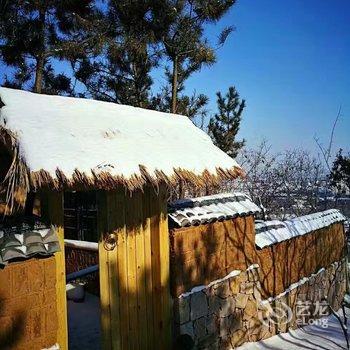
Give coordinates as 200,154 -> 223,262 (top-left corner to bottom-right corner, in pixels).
173,259 -> 347,349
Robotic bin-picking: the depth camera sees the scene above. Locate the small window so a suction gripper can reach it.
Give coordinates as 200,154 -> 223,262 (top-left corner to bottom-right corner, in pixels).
64,191 -> 98,242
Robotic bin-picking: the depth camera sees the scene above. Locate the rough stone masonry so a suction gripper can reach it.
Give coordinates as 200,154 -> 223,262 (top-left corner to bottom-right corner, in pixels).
173,260 -> 347,349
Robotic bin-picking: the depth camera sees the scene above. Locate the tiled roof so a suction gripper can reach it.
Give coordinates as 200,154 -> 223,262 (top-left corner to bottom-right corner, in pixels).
168,192 -> 261,227
0,223 -> 60,267
255,209 -> 346,248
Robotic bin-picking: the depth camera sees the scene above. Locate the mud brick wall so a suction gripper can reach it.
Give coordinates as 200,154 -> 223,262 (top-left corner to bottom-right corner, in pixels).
0,257 -> 58,350
256,222 -> 346,298
170,216 -> 256,297
171,217 -> 346,299
173,260 -> 347,349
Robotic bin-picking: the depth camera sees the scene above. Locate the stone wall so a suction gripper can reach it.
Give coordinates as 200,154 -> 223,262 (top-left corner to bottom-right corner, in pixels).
0,257 -> 58,350
173,260 -> 347,349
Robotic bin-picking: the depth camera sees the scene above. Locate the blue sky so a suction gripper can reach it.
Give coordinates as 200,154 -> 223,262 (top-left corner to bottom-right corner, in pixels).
0,0 -> 349,157
187,0 -> 350,155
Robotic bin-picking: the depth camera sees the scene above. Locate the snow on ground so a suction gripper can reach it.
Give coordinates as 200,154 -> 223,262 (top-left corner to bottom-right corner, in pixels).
68,292 -> 101,350
238,308 -> 350,350
69,293 -> 349,350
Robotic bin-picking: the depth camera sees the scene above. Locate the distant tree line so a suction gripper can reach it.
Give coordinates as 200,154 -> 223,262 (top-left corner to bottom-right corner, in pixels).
0,0 -> 247,157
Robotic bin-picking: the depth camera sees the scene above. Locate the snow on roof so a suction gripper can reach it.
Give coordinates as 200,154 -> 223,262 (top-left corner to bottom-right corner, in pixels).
255,209 -> 346,249
0,87 -> 242,191
169,192 -> 261,227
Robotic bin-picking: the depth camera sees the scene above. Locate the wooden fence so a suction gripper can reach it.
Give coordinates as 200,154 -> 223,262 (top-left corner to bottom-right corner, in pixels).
170,216 -> 346,298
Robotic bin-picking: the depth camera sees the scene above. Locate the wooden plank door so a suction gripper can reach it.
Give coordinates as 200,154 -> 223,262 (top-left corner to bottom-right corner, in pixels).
98,185 -> 171,350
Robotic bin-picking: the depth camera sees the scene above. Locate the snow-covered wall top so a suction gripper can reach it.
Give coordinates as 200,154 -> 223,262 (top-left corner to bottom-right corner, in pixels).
0,88 -> 242,189
255,209 -> 346,249
169,192 -> 261,227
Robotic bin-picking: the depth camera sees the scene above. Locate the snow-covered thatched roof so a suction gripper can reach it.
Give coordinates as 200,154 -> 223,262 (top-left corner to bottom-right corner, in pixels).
0,87 -> 242,197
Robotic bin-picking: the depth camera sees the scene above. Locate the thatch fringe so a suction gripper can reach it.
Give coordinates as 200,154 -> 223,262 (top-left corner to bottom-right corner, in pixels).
0,125 -> 244,208
0,127 -> 31,213
28,165 -> 243,193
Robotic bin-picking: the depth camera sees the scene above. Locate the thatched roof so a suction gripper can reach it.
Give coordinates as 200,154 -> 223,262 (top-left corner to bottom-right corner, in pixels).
0,87 -> 243,199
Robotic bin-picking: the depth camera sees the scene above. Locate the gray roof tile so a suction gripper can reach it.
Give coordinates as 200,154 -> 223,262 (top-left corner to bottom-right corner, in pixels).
255,209 -> 346,248
169,192 -> 261,227
0,224 -> 60,267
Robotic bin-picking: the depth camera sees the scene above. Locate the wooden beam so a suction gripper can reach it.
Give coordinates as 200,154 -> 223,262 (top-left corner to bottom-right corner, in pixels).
114,190 -> 129,349
45,191 -> 68,350
134,190 -> 148,348
107,190 -> 123,350
125,191 -> 139,350
150,184 -> 172,349
142,186 -> 155,349
158,184 -> 172,348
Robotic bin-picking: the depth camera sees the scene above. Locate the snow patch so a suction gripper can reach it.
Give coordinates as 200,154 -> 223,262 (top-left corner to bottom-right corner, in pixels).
255,209 -> 346,248
64,239 -> 98,251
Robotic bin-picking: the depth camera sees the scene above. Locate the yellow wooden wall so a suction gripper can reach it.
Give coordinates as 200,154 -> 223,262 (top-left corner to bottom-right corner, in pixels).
41,191 -> 68,350
98,184 -> 171,350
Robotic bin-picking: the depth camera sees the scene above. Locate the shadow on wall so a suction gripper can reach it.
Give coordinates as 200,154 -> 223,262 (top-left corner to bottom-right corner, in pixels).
0,294 -> 25,349
256,223 -> 346,299
170,216 -> 257,297
94,183 -> 347,349
170,215 -> 346,299
0,257 -> 59,350
170,214 -> 347,348
97,185 -> 174,350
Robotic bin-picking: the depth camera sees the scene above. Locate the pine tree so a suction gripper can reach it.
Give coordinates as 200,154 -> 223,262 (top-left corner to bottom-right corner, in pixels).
161,0 -> 236,113
74,0 -> 172,107
0,0 -> 101,94
208,86 -> 246,158
329,149 -> 350,194
150,65 -> 209,125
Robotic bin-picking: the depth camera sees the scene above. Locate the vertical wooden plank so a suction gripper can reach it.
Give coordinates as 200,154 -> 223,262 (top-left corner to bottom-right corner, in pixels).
115,190 -> 130,350
97,191 -> 112,350
142,186 -> 155,349
149,184 -> 171,349
46,191 -> 68,350
98,185 -> 170,350
134,190 -> 148,349
158,184 -> 172,348
149,187 -> 162,347
125,192 -> 139,350
106,191 -> 122,350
